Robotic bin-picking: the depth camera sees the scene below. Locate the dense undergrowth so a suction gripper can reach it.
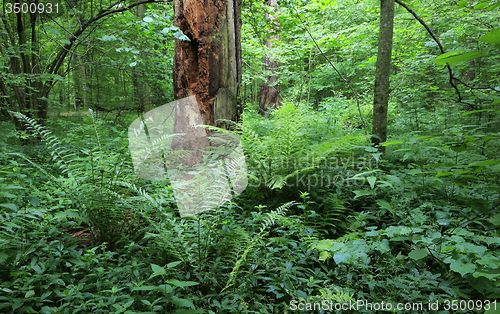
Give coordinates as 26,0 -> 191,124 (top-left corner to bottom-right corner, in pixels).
1,102 -> 499,314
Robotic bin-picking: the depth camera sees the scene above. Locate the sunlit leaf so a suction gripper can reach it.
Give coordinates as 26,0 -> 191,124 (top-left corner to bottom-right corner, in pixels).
436,51 -> 486,65
478,28 -> 500,45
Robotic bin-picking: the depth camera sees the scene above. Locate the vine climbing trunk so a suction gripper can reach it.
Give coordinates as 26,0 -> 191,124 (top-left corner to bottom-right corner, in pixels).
372,0 -> 395,152
173,0 -> 242,129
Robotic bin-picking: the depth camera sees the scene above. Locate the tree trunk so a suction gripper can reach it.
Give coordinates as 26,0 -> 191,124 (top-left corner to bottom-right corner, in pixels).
173,0 -> 242,129
259,0 -> 280,115
372,0 -> 395,152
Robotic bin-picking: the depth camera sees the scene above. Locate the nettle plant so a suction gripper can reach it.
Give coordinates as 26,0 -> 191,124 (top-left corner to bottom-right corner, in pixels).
307,126 -> 500,308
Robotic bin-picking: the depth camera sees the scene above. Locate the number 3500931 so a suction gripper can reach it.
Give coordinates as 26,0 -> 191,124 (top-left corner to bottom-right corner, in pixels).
4,2 -> 60,14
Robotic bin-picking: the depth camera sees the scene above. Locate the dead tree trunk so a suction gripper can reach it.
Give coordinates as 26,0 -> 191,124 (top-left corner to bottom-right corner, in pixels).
174,0 -> 242,129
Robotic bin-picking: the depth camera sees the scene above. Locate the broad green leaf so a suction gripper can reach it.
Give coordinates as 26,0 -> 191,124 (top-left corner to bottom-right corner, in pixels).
149,264 -> 166,279
132,285 -> 158,291
436,49 -> 466,59
436,51 -> 486,65
166,279 -> 199,288
333,252 -> 349,264
0,252 -> 8,263
99,35 -> 117,42
353,190 -> 375,199
173,30 -> 190,41
408,249 -> 429,260
450,261 -> 476,276
468,159 -> 500,167
376,199 -> 392,211
462,108 -> 500,116
28,196 -> 39,207
0,203 -> 17,211
167,261 -> 182,268
488,214 -> 500,226
25,290 -> 35,298
366,176 -> 376,189
457,0 -> 468,7
172,296 -> 195,308
450,144 -> 467,153
381,140 -> 404,146
473,2 -> 489,9
43,25 -> 60,36
478,28 -> 500,45
156,284 -> 174,294
143,16 -> 154,22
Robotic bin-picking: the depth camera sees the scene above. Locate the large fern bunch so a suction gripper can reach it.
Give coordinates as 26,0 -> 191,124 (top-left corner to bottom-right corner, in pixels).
239,104 -> 368,190
9,111 -> 149,244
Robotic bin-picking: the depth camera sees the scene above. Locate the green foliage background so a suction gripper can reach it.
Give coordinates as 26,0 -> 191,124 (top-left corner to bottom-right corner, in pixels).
1,0 -> 500,313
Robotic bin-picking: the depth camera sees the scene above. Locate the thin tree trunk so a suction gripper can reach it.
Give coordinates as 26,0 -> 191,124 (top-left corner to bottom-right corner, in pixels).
372,0 -> 395,152
259,0 -> 280,115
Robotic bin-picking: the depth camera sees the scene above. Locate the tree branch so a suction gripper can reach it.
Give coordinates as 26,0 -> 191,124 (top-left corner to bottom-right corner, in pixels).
394,0 -> 465,102
46,0 -> 166,83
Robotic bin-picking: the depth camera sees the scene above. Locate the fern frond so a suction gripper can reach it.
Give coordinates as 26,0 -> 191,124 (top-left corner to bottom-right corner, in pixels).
112,180 -> 161,209
11,112 -> 79,177
223,201 -> 295,291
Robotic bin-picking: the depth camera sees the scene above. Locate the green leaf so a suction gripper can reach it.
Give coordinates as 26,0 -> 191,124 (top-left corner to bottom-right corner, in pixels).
28,196 -> 39,207
43,25 -> 60,36
167,261 -> 182,268
436,51 -> 486,65
450,261 -> 476,276
99,35 -> 117,42
173,30 -> 191,41
450,144 -> 467,153
25,290 -> 35,299
473,2 -> 489,9
0,252 -> 8,263
478,28 -> 500,45
457,0 -> 468,7
376,199 -> 392,211
156,284 -> 174,294
166,280 -> 199,288
171,296 -> 195,308
408,249 -> 429,260
143,16 -> 154,23
488,214 -> 500,226
150,264 -> 166,279
132,285 -> 158,291
0,203 -> 17,211
366,176 -> 377,190
462,108 -> 500,116
381,140 -> 404,146
353,190 -> 375,199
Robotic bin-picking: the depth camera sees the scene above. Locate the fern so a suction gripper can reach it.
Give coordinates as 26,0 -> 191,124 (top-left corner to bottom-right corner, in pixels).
11,112 -> 79,176
9,111 -> 144,246
223,201 -> 295,291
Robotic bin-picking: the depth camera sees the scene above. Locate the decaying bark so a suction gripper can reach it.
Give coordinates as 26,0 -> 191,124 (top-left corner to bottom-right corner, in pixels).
174,0 -> 242,129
